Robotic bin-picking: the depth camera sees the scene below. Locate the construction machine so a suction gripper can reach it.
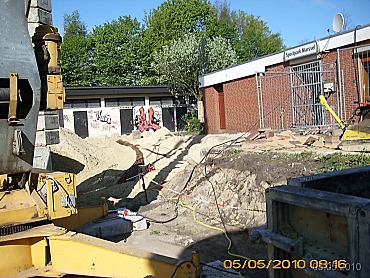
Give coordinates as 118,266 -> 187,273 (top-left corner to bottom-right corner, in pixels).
319,95 -> 370,151
0,1 -> 201,277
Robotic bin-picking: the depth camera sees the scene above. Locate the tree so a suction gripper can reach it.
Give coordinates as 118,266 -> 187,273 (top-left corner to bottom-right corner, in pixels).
63,10 -> 87,38
144,0 -> 284,68
61,2 -> 284,87
61,10 -> 92,86
226,10 -> 284,62
143,0 -> 214,50
88,16 -> 144,86
342,11 -> 354,31
205,0 -> 237,42
152,33 -> 237,120
141,0 -> 216,85
61,35 -> 94,86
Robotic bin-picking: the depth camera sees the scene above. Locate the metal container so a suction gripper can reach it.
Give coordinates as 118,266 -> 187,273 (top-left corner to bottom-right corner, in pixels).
250,165 -> 370,277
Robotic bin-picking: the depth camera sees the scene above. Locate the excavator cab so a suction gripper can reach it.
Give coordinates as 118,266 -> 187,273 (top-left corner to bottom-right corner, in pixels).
342,106 -> 370,143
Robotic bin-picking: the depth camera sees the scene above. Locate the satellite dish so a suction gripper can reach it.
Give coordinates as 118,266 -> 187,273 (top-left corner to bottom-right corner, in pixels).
333,13 -> 344,33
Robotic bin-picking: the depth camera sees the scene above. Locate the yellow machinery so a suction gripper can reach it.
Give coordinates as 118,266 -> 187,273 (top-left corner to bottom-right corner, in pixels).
0,1 -> 201,277
319,95 -> 370,151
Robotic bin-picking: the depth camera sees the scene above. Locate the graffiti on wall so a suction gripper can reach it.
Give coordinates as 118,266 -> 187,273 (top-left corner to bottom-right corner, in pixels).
94,110 -> 112,124
133,106 -> 162,132
87,109 -> 119,135
63,114 -> 72,124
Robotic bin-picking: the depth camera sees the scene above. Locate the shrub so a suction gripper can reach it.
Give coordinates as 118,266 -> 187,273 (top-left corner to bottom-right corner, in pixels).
184,119 -> 204,133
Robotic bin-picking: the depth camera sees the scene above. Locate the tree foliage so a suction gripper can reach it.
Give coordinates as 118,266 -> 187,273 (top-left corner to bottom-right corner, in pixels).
143,0 -> 214,50
89,16 -> 144,86
61,10 -> 92,86
61,1 -> 284,87
61,35 -> 93,86
232,11 -> 284,61
208,1 -> 284,61
63,10 -> 87,38
152,33 -> 237,100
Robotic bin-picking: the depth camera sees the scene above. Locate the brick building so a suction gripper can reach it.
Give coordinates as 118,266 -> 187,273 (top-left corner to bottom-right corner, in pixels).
199,24 -> 370,134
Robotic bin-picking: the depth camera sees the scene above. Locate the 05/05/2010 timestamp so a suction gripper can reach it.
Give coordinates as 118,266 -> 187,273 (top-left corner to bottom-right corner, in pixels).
223,259 -> 362,271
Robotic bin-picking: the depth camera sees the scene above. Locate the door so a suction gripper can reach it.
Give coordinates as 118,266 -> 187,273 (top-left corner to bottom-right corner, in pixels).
73,111 -> 88,138
162,107 -> 175,131
176,107 -> 187,131
120,109 -> 133,134
218,92 -> 226,129
360,57 -> 370,102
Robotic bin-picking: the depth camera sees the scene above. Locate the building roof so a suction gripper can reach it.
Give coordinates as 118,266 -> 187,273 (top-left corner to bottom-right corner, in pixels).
65,85 -> 170,98
199,23 -> 370,88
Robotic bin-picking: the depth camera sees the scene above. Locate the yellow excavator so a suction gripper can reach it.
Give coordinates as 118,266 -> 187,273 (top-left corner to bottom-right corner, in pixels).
0,1 -> 200,277
319,95 -> 370,151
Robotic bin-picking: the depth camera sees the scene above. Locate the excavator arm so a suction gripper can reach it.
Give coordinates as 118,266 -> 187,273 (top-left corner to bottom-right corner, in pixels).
318,95 -> 346,130
0,1 -> 201,277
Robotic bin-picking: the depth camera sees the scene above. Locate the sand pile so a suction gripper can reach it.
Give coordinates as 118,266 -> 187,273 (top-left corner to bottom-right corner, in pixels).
50,127 -> 201,207
51,127 -> 332,214
50,128 -> 137,184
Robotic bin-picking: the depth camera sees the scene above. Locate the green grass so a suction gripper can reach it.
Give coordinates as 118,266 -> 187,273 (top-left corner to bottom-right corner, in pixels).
226,149 -> 242,156
276,151 -> 370,173
285,151 -> 313,159
316,153 -> 370,173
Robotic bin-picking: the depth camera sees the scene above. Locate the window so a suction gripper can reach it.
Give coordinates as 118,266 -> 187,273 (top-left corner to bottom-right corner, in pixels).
149,97 -> 161,106
105,98 -> 118,107
175,96 -> 186,105
86,99 -> 101,108
118,98 -> 131,106
64,100 -> 73,108
189,96 -> 197,105
161,97 -> 174,105
105,97 -> 144,107
361,59 -> 370,102
65,99 -> 101,108
131,97 -> 145,106
72,99 -> 87,108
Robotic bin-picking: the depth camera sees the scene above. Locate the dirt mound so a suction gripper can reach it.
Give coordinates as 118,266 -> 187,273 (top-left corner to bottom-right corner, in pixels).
51,128 -> 329,215
50,128 -> 137,185
153,150 -> 323,229
50,128 -> 199,208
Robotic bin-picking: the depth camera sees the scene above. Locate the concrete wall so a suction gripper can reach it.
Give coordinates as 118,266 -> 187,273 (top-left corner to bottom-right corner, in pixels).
62,106 -> 165,138
63,107 -> 122,137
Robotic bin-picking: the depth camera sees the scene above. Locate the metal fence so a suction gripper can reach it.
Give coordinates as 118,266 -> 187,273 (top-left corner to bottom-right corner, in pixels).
256,63 -> 340,130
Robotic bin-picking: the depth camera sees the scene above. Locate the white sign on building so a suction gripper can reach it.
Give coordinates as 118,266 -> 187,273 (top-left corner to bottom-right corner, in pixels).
284,41 -> 319,61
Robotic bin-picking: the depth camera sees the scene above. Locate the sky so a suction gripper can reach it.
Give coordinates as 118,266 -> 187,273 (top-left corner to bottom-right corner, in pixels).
52,0 -> 369,48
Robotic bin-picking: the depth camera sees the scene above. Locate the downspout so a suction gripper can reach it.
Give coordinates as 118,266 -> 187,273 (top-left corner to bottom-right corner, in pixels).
353,25 -> 361,102
337,49 -> 344,120
255,72 -> 264,129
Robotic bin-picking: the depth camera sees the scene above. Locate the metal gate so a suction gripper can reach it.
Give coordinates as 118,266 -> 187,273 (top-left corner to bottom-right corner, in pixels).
257,61 -> 341,130
256,71 -> 291,130
290,61 -> 325,127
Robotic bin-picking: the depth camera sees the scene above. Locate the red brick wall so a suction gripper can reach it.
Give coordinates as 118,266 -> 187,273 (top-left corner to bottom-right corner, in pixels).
204,76 -> 260,133
337,48 -> 361,120
204,64 -> 290,134
203,39 -> 370,134
203,86 -> 220,132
